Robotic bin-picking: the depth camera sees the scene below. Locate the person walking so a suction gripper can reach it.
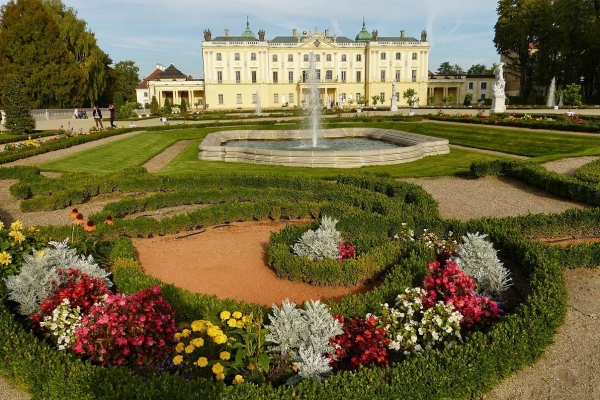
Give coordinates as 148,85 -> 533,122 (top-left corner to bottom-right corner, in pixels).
108,104 -> 116,128
92,105 -> 103,128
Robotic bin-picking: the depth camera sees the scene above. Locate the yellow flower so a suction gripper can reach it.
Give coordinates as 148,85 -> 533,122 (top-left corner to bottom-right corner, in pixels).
220,311 -> 231,320
242,316 -> 251,324
174,332 -> 182,340
232,311 -> 242,319
0,221 -> 4,230
185,344 -> 195,354
10,221 -> 23,231
172,355 -> 183,365
175,342 -> 185,353
227,318 -> 237,327
214,334 -> 228,344
233,375 -> 244,384
191,338 -> 204,347
191,320 -> 207,332
292,363 -> 298,371
216,373 -> 225,381
181,329 -> 191,338
236,320 -> 244,328
207,326 -> 221,338
219,351 -> 230,360
0,252 -> 12,266
197,357 -> 208,367
212,362 -> 224,374
9,230 -> 25,243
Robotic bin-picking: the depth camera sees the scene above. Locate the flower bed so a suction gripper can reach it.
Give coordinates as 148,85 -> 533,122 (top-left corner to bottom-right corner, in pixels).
0,173 -> 583,399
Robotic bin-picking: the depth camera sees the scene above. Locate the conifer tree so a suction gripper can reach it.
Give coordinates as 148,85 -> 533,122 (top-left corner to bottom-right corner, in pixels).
1,75 -> 36,134
164,98 -> 172,115
150,96 -> 160,115
180,98 -> 187,113
0,0 -> 84,108
113,92 -> 125,119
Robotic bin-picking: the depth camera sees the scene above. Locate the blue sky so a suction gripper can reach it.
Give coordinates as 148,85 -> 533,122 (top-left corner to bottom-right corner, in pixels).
64,0 -> 500,80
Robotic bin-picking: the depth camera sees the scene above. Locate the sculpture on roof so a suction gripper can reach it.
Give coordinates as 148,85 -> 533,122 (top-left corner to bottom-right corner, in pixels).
421,29 -> 427,42
203,29 -> 211,41
372,30 -> 378,41
258,29 -> 265,42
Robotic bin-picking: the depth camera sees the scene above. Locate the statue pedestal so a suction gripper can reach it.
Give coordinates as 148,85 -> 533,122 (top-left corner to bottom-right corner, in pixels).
390,97 -> 398,112
490,94 -> 507,115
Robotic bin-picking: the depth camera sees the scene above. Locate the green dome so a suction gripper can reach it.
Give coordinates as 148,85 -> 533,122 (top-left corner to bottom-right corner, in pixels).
241,18 -> 256,38
355,19 -> 372,42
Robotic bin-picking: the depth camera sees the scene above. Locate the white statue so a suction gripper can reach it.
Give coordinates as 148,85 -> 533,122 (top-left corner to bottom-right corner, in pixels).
492,62 -> 506,96
390,81 -> 398,112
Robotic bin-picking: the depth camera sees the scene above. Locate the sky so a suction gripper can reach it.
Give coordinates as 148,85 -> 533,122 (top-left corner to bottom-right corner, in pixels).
60,0 -> 500,80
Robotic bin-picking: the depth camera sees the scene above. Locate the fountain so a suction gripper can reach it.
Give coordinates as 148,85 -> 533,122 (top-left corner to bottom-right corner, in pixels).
547,77 -> 556,108
254,91 -> 262,116
197,55 -> 449,168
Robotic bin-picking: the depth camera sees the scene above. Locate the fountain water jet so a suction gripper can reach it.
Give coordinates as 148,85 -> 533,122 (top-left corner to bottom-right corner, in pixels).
254,91 -> 262,116
547,77 -> 556,108
306,52 -> 321,147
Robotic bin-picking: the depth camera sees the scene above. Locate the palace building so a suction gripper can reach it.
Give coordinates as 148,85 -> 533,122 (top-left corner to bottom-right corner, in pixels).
136,19 -> 497,110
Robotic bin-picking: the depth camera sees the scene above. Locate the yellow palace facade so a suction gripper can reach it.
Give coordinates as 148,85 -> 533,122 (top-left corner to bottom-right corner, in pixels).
137,20 -> 432,111
201,21 -> 430,110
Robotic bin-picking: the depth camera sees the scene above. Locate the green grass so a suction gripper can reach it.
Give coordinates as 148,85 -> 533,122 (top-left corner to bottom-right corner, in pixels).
35,121 -> 600,177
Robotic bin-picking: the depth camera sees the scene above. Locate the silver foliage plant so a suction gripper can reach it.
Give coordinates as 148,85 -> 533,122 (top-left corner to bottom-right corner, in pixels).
265,299 -> 342,385
455,232 -> 512,297
291,216 -> 341,260
4,239 -> 113,315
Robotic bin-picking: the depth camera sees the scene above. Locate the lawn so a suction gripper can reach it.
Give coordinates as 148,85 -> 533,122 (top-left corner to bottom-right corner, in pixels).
37,121 -> 600,176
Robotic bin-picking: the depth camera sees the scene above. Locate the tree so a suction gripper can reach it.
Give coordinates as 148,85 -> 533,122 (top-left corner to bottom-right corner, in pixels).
180,98 -> 187,113
42,0 -> 111,105
113,61 -> 140,103
402,88 -> 419,112
163,98 -> 172,115
467,64 -> 489,75
113,92 -> 125,119
463,93 -> 473,106
119,101 -> 138,124
150,96 -> 160,115
562,83 -> 583,111
0,0 -> 84,108
371,95 -> 380,106
437,62 -> 454,76
1,75 -> 36,134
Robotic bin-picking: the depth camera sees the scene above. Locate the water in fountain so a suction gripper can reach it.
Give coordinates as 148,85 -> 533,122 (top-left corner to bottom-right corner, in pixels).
306,52 -> 321,147
255,91 -> 262,116
547,77 -> 556,108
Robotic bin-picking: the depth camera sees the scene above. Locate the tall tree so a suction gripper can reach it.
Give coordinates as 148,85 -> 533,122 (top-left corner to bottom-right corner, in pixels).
0,0 -> 84,108
467,64 -> 489,75
42,0 -> 112,105
113,61 -> 140,103
436,62 -> 454,75
1,75 -> 36,134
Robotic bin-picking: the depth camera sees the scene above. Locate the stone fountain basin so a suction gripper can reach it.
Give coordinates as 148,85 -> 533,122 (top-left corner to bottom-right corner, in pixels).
197,128 -> 449,168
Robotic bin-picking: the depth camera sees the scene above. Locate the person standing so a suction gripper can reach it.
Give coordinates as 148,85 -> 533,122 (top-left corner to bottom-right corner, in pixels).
108,104 -> 116,128
92,105 -> 103,128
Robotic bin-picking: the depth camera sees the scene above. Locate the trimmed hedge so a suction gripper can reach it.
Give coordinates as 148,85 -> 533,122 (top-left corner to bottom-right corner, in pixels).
0,172 -> 588,399
428,114 -> 600,133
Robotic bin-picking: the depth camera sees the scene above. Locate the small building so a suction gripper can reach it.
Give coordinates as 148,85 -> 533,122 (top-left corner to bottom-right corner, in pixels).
427,72 -> 496,106
136,63 -> 205,110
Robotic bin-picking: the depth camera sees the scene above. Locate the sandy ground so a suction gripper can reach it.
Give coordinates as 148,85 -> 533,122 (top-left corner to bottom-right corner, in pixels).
0,130 -> 599,399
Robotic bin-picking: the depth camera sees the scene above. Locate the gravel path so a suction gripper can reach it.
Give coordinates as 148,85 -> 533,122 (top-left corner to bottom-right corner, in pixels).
143,140 -> 192,173
0,135 -> 599,399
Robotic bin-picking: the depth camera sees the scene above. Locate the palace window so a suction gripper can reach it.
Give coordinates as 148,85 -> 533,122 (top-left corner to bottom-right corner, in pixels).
235,71 -> 241,84
316,69 -> 321,80
288,71 -> 294,83
218,94 -> 224,104
395,70 -> 400,82
356,71 -> 361,83
481,82 -> 488,89
252,93 -> 258,104
274,94 -> 279,103
356,54 -> 362,62
251,53 -> 256,61
341,54 -> 347,62
217,71 -> 223,84
288,54 -> 293,62
216,53 -> 222,61
289,93 -> 294,103
356,93 -> 361,101
315,54 -> 321,62
468,82 -> 474,90
272,54 -> 278,62
341,71 -> 346,82
273,71 -> 278,83
236,94 -> 242,104
381,52 -> 386,60
395,52 -> 401,60
326,54 -> 332,61
412,52 -> 417,60
340,93 -> 346,103
325,70 -> 333,81
381,70 -> 386,82
251,71 -> 257,83
234,53 -> 240,61
412,70 -> 417,82
380,92 -> 385,102
304,54 -> 309,62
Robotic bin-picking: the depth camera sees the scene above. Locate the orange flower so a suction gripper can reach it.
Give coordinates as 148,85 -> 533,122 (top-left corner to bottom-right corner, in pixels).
69,208 -> 79,219
83,220 -> 96,232
73,213 -> 85,225
104,215 -> 114,225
